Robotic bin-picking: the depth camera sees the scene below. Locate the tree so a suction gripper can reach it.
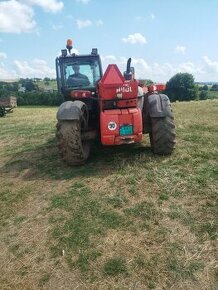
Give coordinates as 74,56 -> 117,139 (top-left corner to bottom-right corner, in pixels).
17,91 -> 63,106
210,84 -> 218,91
138,79 -> 153,88
199,90 -> 208,100
199,84 -> 208,91
166,73 -> 198,102
18,78 -> 38,92
202,84 -> 208,91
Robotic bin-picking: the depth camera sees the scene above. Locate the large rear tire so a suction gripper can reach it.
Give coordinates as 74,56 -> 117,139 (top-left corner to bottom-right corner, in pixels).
150,116 -> 176,155
56,120 -> 90,166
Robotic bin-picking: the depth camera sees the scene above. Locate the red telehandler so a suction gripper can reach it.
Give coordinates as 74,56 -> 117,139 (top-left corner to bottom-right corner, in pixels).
55,40 -> 175,165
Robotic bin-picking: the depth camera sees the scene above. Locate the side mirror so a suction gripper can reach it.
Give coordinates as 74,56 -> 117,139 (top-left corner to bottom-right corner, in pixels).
124,58 -> 135,80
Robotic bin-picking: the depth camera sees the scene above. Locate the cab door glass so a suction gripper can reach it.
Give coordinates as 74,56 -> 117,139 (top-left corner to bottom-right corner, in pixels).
63,61 -> 101,88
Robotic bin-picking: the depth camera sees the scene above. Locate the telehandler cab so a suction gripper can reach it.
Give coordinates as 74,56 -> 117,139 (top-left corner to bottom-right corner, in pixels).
56,39 -> 175,165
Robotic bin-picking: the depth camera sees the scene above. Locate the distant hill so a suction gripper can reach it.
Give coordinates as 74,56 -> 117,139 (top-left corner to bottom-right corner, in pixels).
196,81 -> 218,85
0,79 -> 19,83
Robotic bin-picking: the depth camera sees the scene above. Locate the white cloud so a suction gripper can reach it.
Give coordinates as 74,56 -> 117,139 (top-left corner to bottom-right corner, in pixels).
0,0 -> 63,34
2,54 -> 218,82
76,19 -> 103,29
0,62 -> 18,79
0,68 -> 17,79
76,19 -> 92,29
76,0 -> 90,4
51,24 -> 63,30
101,55 -> 218,82
101,55 -> 153,80
178,62 -> 203,75
136,14 -> 155,22
0,52 -> 7,59
203,56 -> 218,73
101,55 -> 117,62
14,59 -> 55,78
0,0 -> 36,33
175,46 -> 186,55
25,0 -> 63,13
101,55 -> 213,82
122,33 -> 147,44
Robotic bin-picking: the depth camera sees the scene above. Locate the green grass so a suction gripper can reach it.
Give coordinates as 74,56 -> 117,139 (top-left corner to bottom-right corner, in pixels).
0,100 -> 217,289
36,79 -> 57,91
208,90 -> 218,99
103,257 -> 128,276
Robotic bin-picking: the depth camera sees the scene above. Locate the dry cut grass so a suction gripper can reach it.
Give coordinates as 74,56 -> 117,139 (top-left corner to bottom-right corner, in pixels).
0,100 -> 217,290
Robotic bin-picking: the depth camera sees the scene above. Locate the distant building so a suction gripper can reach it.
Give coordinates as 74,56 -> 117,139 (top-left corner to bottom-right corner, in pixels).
18,86 -> 26,93
43,86 -> 54,92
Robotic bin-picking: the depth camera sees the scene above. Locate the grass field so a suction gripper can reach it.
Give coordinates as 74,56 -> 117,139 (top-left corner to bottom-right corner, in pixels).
0,100 -> 217,290
208,91 -> 218,99
36,80 -> 57,91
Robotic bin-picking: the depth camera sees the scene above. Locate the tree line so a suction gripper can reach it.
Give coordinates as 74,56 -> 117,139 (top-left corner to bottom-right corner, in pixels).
141,73 -> 217,102
0,78 -> 63,106
17,91 -> 63,106
0,75 -> 217,106
165,73 -> 218,102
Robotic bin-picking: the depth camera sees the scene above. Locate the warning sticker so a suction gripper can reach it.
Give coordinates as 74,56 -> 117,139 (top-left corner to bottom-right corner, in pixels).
108,121 -> 117,131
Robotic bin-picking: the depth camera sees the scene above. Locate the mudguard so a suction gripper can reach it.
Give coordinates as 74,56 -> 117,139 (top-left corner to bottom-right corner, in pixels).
137,86 -> 144,111
56,100 -> 88,121
147,93 -> 173,117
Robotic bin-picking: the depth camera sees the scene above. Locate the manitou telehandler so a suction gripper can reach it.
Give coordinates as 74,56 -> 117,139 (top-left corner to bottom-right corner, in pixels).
55,39 -> 175,165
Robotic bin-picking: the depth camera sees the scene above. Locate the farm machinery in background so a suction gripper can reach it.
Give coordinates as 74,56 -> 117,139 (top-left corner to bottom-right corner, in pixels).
0,97 -> 17,117
55,39 -> 175,165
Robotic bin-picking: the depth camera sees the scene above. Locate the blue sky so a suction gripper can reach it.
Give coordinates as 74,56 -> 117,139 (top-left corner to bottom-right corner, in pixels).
0,0 -> 218,82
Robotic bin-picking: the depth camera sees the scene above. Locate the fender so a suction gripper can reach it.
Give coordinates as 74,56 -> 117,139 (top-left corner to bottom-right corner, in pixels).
147,93 -> 173,118
137,86 -> 144,111
56,100 -> 88,122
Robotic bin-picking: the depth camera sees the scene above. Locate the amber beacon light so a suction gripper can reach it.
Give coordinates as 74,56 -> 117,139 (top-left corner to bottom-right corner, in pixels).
66,39 -> 73,53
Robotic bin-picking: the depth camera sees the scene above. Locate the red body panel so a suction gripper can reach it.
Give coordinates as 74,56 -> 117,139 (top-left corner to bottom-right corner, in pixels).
100,108 -> 142,145
98,64 -> 138,101
99,64 -> 143,146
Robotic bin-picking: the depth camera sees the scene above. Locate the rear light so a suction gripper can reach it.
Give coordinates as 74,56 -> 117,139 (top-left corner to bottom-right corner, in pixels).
148,84 -> 166,93
148,85 -> 157,92
70,90 -> 91,98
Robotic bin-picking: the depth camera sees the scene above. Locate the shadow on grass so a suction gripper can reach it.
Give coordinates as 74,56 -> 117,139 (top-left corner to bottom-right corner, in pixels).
0,137 -> 154,180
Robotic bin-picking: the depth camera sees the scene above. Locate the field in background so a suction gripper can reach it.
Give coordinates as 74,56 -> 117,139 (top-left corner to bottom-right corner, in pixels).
208,91 -> 218,99
36,80 -> 57,91
198,84 -> 218,99
0,100 -> 217,290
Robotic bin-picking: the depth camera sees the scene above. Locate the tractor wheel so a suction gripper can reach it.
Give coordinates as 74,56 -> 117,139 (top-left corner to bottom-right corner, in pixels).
56,120 -> 90,166
149,116 -> 176,155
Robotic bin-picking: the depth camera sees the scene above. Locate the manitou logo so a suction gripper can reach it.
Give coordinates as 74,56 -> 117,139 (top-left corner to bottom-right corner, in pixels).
116,86 -> 132,93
